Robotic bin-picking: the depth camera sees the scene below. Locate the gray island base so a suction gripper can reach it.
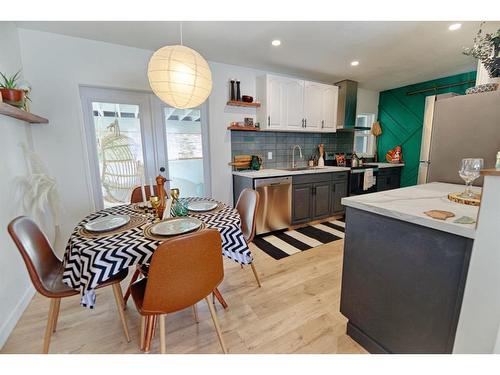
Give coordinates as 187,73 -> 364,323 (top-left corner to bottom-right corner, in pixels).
340,183 -> 478,353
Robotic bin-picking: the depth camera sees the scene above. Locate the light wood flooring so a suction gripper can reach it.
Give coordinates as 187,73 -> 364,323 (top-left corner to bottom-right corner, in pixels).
1,239 -> 367,354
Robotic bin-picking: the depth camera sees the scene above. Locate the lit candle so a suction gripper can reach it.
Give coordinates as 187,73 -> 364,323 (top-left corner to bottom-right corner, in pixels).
149,178 -> 154,197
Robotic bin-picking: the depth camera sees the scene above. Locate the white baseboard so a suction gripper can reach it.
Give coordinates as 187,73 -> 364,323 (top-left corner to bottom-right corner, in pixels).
0,285 -> 35,350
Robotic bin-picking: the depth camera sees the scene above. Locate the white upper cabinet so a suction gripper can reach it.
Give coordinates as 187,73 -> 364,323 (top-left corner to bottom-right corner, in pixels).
283,79 -> 304,129
321,84 -> 338,131
303,82 -> 323,130
257,74 -> 338,132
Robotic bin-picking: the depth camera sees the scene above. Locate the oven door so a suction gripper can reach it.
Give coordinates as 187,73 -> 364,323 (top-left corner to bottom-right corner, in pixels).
349,169 -> 378,196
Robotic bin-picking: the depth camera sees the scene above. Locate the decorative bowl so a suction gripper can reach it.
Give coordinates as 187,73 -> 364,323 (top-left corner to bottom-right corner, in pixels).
465,83 -> 498,95
242,95 -> 253,103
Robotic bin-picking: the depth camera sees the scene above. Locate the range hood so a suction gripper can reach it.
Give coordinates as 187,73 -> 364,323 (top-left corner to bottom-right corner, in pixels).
335,79 -> 371,130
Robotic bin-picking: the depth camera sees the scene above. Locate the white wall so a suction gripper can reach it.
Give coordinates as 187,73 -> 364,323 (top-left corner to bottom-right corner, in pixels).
453,175 -> 500,353
0,22 -> 35,349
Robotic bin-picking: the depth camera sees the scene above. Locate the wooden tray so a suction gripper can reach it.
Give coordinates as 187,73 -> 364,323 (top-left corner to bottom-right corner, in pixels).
447,192 -> 481,206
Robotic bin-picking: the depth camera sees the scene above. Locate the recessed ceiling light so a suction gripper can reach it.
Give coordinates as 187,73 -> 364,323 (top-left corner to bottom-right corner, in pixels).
350,61 -> 359,66
271,40 -> 281,46
449,23 -> 462,31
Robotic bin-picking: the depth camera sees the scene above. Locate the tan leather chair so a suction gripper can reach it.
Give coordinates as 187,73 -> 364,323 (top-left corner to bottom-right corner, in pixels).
130,185 -> 166,204
7,216 -> 131,353
235,188 -> 262,287
131,229 -> 227,354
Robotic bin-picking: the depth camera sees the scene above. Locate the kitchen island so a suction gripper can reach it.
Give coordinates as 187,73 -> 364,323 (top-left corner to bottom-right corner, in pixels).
340,182 -> 479,353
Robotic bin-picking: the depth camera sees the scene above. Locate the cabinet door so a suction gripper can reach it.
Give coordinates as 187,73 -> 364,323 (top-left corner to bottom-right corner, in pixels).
292,184 -> 313,224
312,181 -> 331,219
284,79 -> 305,129
331,180 -> 348,214
322,85 -> 338,131
303,82 -> 323,130
268,77 -> 285,129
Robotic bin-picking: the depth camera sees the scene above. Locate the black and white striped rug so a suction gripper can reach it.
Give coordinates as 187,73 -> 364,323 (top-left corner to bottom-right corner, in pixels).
253,218 -> 345,260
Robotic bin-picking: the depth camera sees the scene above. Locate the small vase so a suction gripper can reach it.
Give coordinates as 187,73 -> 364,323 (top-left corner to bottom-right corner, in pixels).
230,79 -> 236,100
236,80 -> 241,101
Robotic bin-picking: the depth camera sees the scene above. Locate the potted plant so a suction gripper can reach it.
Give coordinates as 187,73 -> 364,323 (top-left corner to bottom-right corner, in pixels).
0,70 -> 26,107
463,23 -> 500,85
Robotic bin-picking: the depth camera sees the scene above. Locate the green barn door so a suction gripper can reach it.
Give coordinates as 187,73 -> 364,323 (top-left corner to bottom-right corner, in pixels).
377,71 -> 476,187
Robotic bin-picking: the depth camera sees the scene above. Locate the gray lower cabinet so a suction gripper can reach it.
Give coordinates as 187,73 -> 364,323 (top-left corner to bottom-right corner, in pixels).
292,184 -> 313,224
331,180 -> 348,214
292,172 -> 349,224
376,167 -> 402,192
312,181 -> 331,219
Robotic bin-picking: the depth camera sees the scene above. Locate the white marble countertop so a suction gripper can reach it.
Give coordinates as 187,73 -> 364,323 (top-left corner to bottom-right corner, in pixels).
342,182 -> 480,239
232,166 -> 350,178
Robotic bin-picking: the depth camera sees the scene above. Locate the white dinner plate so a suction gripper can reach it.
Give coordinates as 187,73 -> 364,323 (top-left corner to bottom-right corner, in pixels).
187,201 -> 218,212
84,215 -> 130,232
150,217 -> 203,236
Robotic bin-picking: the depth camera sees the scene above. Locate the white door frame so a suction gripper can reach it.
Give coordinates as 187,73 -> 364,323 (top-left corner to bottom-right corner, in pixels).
80,85 -> 212,210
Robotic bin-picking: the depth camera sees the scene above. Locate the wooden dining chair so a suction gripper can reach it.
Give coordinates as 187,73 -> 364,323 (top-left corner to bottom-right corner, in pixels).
131,229 -> 227,354
7,216 -> 131,353
235,188 -> 262,287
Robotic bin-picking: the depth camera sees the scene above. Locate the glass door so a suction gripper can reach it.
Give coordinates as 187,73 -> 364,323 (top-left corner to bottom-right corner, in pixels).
163,106 -> 209,197
80,87 -> 159,210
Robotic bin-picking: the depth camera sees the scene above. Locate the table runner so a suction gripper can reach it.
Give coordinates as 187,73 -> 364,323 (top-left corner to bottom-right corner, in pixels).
62,197 -> 251,308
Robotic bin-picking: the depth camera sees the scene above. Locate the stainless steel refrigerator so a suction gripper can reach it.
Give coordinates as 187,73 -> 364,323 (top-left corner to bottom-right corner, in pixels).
418,91 -> 500,186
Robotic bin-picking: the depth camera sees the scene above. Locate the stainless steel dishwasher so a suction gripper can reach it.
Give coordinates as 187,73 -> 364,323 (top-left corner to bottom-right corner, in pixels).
254,176 -> 292,235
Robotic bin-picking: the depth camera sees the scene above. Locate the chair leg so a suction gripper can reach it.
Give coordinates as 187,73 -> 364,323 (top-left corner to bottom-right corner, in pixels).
43,298 -> 58,354
250,262 -> 262,287
140,316 -> 146,350
213,287 -> 228,309
144,315 -> 155,353
205,297 -> 227,354
192,304 -> 199,323
52,298 -> 61,333
123,268 -> 141,308
159,314 -> 166,354
111,283 -> 131,342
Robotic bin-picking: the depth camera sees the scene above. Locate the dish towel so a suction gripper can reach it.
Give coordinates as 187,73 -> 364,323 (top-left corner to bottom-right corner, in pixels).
363,169 -> 375,191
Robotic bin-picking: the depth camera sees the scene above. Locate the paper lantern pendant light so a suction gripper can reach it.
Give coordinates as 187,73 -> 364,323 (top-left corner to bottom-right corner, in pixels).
147,44 -> 212,109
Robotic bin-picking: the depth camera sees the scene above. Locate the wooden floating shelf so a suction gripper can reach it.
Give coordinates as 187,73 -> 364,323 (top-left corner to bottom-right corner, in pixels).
226,100 -> 261,108
0,102 -> 48,124
227,125 -> 260,131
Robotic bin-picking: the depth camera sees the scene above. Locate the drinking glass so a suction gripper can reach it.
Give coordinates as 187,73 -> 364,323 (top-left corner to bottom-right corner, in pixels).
150,196 -> 161,219
458,158 -> 483,198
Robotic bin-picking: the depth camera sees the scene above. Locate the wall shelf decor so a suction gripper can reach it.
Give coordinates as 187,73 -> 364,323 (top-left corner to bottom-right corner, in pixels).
227,125 -> 260,131
226,100 -> 261,108
0,102 -> 48,124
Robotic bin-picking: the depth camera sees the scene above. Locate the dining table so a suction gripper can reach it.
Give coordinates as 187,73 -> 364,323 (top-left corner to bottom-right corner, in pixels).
62,197 -> 252,308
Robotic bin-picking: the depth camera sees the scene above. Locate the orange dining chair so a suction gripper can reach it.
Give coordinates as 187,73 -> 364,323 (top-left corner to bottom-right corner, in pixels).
131,229 -> 227,354
235,188 -> 262,287
7,216 -> 131,353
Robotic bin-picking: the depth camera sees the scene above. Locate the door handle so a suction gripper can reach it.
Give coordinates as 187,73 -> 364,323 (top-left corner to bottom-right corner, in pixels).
301,118 -> 304,128
304,119 -> 307,127
268,116 -> 270,126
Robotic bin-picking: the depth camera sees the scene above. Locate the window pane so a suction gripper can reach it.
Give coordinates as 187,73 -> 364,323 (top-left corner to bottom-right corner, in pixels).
165,107 -> 205,197
92,102 -> 144,208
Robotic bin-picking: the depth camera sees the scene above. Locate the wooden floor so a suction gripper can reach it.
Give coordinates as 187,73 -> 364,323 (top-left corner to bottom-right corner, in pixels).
1,239 -> 367,354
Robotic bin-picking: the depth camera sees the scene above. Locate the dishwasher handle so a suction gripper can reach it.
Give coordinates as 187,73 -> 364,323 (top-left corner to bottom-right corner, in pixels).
254,176 -> 292,188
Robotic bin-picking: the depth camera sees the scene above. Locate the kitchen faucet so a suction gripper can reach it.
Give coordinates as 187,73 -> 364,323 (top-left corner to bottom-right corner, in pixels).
291,144 -> 303,168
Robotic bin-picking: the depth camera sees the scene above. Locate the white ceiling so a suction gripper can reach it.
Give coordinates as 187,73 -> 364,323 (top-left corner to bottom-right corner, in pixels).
15,21 -> 500,91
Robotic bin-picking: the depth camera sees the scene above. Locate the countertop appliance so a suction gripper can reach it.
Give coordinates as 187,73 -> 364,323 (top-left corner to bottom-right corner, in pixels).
418,91 -> 500,186
254,176 -> 292,235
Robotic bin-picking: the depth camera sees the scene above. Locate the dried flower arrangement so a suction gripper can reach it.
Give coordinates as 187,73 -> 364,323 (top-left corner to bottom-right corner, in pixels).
463,22 -> 500,78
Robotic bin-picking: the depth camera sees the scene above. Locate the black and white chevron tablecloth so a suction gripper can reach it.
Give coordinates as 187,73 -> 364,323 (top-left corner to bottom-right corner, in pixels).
62,197 -> 251,308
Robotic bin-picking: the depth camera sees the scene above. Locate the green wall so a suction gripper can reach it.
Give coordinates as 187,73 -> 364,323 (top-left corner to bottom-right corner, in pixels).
377,71 -> 477,187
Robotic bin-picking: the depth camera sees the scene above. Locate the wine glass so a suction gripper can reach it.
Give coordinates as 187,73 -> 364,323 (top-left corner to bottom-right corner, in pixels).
150,196 -> 161,220
458,158 -> 483,198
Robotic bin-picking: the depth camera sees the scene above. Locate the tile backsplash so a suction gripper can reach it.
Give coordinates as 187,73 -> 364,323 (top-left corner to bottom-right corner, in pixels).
231,130 -> 354,169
